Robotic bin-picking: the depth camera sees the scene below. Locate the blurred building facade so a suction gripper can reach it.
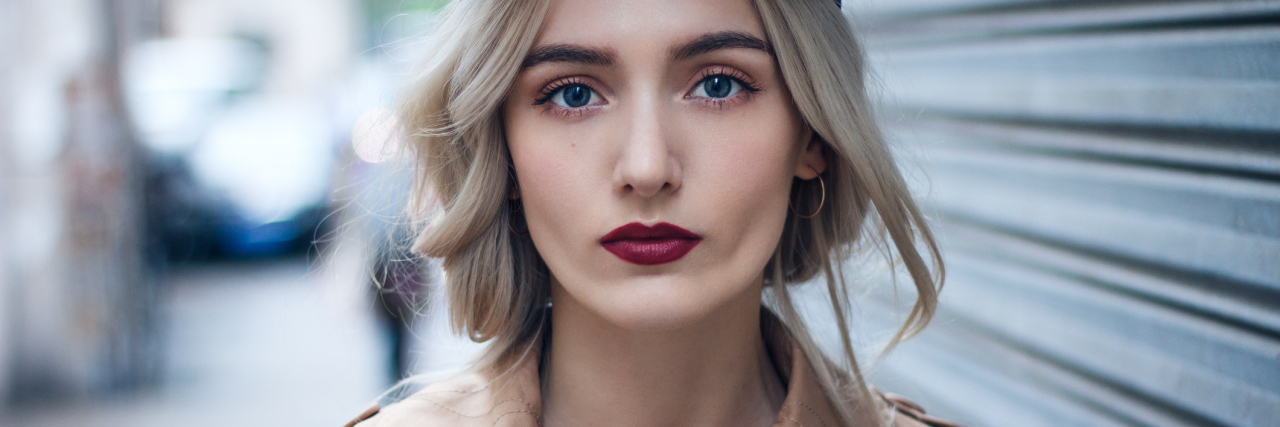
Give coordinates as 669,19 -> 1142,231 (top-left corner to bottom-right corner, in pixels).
0,0 -> 359,411
0,0 -> 162,406
852,2 -> 1280,427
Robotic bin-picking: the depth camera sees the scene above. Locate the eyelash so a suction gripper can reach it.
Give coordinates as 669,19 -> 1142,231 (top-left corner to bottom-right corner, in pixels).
687,67 -> 762,108
533,77 -> 587,105
530,66 -> 763,117
532,76 -> 602,118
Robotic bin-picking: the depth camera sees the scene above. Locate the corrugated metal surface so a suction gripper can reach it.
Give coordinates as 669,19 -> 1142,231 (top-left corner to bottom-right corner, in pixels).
854,1 -> 1280,426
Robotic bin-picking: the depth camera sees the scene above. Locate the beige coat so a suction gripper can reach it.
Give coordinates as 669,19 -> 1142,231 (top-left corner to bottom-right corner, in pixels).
345,311 -> 960,427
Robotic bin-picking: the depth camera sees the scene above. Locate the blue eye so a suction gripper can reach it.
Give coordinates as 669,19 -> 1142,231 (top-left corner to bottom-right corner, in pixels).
553,84 -> 595,108
694,75 -> 741,99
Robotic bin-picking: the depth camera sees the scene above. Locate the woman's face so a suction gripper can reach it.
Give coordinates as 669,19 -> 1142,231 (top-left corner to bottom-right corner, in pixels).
504,0 -> 824,330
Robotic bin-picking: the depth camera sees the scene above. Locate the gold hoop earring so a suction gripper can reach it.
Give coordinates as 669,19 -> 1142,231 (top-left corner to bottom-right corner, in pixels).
788,175 -> 825,219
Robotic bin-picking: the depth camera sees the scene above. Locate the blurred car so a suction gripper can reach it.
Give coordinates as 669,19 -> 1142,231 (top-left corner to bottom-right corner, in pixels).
124,38 -> 338,259
189,99 -> 337,255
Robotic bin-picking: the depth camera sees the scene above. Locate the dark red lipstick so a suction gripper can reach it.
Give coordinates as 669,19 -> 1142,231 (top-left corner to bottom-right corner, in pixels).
600,222 -> 702,265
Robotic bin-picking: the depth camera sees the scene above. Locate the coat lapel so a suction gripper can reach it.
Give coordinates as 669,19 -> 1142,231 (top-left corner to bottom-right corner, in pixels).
762,308 -> 842,427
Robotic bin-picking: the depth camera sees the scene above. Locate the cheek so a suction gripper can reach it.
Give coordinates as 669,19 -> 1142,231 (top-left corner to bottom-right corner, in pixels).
504,105 -> 611,262
685,100 -> 803,253
516,160 -> 594,247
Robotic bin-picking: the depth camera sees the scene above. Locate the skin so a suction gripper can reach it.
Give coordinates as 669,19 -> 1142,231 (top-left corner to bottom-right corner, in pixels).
502,0 -> 826,425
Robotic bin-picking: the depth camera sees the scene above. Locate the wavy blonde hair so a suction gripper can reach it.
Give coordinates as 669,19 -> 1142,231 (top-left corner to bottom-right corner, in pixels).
399,0 -> 943,425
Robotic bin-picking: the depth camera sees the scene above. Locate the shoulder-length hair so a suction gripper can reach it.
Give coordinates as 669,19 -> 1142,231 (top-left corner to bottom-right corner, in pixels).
398,0 -> 943,425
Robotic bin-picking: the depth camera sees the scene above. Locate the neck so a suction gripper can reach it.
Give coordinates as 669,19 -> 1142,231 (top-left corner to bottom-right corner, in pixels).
541,281 -> 786,427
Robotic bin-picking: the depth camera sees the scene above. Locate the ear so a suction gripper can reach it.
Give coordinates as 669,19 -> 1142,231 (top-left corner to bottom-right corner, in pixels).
794,132 -> 828,180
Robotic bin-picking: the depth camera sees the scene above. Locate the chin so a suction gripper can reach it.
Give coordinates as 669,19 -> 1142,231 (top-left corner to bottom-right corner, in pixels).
587,275 -> 740,332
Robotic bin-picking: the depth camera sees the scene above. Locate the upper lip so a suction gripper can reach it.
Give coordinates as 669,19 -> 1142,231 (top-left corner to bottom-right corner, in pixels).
600,222 -> 701,243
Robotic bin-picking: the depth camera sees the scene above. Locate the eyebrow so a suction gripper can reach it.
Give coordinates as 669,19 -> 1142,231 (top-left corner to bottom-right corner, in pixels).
520,31 -> 771,70
671,31 -> 771,61
521,44 -> 614,69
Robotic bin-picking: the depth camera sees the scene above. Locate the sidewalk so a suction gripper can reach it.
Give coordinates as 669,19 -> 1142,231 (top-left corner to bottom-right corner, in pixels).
4,250 -> 387,427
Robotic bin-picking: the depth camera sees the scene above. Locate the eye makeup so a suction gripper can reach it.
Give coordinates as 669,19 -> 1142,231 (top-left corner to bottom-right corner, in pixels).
685,65 -> 763,109
532,75 -> 608,118
527,63 -> 765,119
534,76 -> 594,105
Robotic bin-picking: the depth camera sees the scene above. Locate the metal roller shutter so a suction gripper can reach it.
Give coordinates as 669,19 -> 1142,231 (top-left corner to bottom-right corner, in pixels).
849,1 -> 1280,426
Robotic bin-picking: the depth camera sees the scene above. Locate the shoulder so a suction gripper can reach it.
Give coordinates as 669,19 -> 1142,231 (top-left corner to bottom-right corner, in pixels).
873,388 -> 965,427
344,371 -> 541,427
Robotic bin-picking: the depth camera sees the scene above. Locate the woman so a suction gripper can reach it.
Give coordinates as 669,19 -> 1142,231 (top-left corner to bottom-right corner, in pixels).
349,0 -> 954,425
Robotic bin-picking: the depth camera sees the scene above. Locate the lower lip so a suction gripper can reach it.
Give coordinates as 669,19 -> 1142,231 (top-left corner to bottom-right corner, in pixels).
602,239 -> 700,265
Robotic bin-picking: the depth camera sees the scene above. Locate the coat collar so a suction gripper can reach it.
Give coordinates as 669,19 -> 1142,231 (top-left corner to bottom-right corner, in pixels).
348,308 -> 948,427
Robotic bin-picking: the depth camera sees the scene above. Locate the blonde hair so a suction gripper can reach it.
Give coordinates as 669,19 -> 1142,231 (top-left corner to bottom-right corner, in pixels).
399,0 -> 943,425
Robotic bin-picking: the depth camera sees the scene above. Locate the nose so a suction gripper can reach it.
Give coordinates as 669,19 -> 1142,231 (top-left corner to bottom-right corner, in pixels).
614,98 -> 681,198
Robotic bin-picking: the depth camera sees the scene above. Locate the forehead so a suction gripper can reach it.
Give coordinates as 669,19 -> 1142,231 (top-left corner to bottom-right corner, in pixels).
536,0 -> 765,50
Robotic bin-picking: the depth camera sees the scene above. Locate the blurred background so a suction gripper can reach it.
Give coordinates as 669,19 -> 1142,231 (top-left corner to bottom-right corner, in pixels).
0,0 -> 1276,426
0,0 -> 482,425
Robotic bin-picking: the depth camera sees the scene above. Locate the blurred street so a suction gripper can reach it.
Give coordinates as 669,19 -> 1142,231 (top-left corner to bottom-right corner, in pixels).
3,248 -> 385,427
1,0 -> 462,423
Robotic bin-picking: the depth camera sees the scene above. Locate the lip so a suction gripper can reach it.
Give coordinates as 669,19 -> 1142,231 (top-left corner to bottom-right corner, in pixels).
600,222 -> 702,266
